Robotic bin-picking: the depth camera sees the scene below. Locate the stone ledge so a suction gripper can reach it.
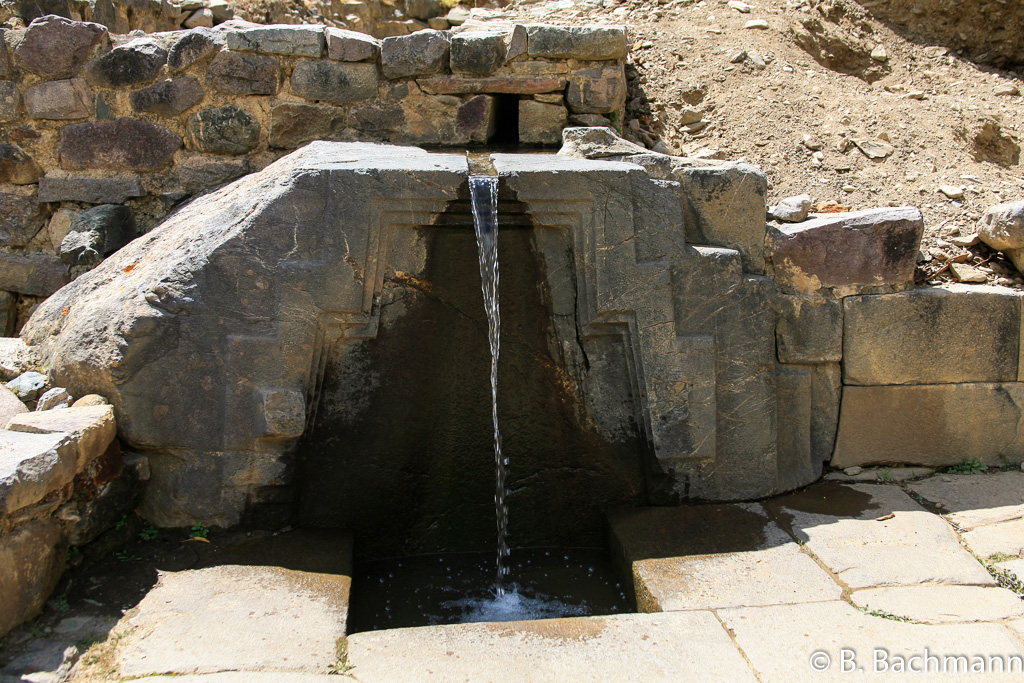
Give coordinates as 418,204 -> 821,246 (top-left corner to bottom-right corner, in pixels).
0,430 -> 78,516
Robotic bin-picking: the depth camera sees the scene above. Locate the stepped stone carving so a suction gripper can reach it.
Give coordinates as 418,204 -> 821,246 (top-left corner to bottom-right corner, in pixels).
22,142 -> 820,532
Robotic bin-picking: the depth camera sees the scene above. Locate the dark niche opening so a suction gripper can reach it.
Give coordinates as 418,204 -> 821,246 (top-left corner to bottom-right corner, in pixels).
490,94 -> 521,146
294,186 -> 647,559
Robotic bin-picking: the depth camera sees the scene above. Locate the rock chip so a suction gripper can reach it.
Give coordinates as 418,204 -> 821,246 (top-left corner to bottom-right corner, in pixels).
939,184 -> 964,199
950,262 -> 987,283
769,194 -> 812,223
745,19 -> 770,29
35,387 -> 72,411
130,77 -> 205,116
15,15 -> 107,79
37,177 -> 144,204
557,126 -> 650,158
852,137 -> 895,159
7,371 -> 47,401
24,78 -> 93,120
526,25 -> 626,60
325,28 -> 380,62
86,38 -> 167,87
72,394 -> 108,407
450,31 -> 506,74
0,143 -> 43,185
168,27 -> 224,70
994,84 -> 1020,97
225,24 -> 325,57
58,118 -> 182,171
291,60 -> 377,104
380,30 -> 451,79
59,204 -> 136,267
209,0 -> 234,21
185,104 -> 260,155
184,8 -> 214,28
207,50 -> 279,95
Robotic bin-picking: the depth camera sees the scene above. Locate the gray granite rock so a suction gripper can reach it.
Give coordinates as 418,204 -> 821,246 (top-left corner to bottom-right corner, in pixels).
167,27 -> 224,71
526,25 -> 626,60
185,104 -> 260,155
290,60 -> 377,104
6,371 -> 47,402
207,51 -> 279,95
0,193 -> 44,248
380,30 -> 450,78
14,15 -> 107,79
325,27 -> 380,62
518,99 -> 566,145
268,102 -> 348,149
86,38 -> 167,87
59,204 -> 136,267
769,194 -> 812,222
58,118 -> 181,171
130,77 -> 205,116
225,24 -> 325,57
774,294 -> 842,363
450,31 -> 505,74
37,177 -> 145,204
0,253 -> 71,296
24,78 -> 93,120
36,386 -> 72,411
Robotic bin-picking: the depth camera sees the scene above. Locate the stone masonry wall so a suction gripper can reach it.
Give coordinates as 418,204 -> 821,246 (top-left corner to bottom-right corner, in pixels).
0,15 -> 627,328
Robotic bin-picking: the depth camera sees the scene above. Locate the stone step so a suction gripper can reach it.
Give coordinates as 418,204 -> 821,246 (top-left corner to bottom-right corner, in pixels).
344,611 -> 758,682
606,504 -> 841,612
112,530 -> 353,678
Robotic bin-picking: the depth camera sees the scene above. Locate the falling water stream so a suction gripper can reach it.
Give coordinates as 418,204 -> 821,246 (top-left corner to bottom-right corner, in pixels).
469,172 -> 509,596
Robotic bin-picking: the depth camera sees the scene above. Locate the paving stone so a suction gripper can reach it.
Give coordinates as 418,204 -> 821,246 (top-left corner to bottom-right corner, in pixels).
566,65 -> 626,114
24,78 -> 93,120
843,285 -> 1020,385
526,25 -> 627,60
851,585 -> 1024,623
15,15 -> 107,79
995,558 -> 1024,581
116,563 -> 350,677
0,520 -> 67,637
291,60 -> 377,104
962,519 -> 1024,558
185,104 -> 260,155
346,611 -> 757,682
908,472 -> 1024,530
225,24 -> 325,57
130,77 -> 205,116
0,143 -> 43,185
325,27 -> 380,62
168,27 -> 224,71
86,38 -> 167,87
720,601 -> 1024,681
133,675 -> 337,682
0,80 -> 18,121
0,252 -> 71,296
832,384 -> 1024,469
0,430 -> 77,515
518,99 -> 566,145
608,504 -> 841,611
37,177 -> 145,204
0,193 -> 44,248
767,206 -> 924,296
763,482 -> 995,588
450,31 -> 506,74
268,101 -> 348,149
59,118 -> 181,171
775,294 -> 842,363
380,30 -> 450,79
207,51 -> 279,95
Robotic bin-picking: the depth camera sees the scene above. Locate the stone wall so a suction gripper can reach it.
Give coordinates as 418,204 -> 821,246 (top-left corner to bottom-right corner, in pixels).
0,363 -> 144,637
0,15 -> 627,326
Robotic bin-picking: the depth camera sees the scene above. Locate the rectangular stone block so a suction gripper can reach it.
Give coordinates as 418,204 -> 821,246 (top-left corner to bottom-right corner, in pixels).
832,383 -> 1024,468
672,161 -> 769,274
37,176 -> 145,204
7,404 -> 116,470
24,78 -> 93,120
774,294 -> 842,363
518,99 -> 566,145
290,60 -> 377,104
225,24 -> 325,57
0,520 -> 66,638
775,363 -> 841,490
525,25 -> 627,61
0,253 -> 71,296
268,101 -> 348,149
843,285 -> 1021,385
0,430 -> 78,515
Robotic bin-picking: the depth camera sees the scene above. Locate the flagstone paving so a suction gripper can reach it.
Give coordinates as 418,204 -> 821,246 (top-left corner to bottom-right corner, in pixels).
8,474 -> 1023,682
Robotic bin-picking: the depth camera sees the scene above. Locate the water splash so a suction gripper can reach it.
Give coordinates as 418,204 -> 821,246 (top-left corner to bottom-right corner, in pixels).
469,174 -> 509,595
